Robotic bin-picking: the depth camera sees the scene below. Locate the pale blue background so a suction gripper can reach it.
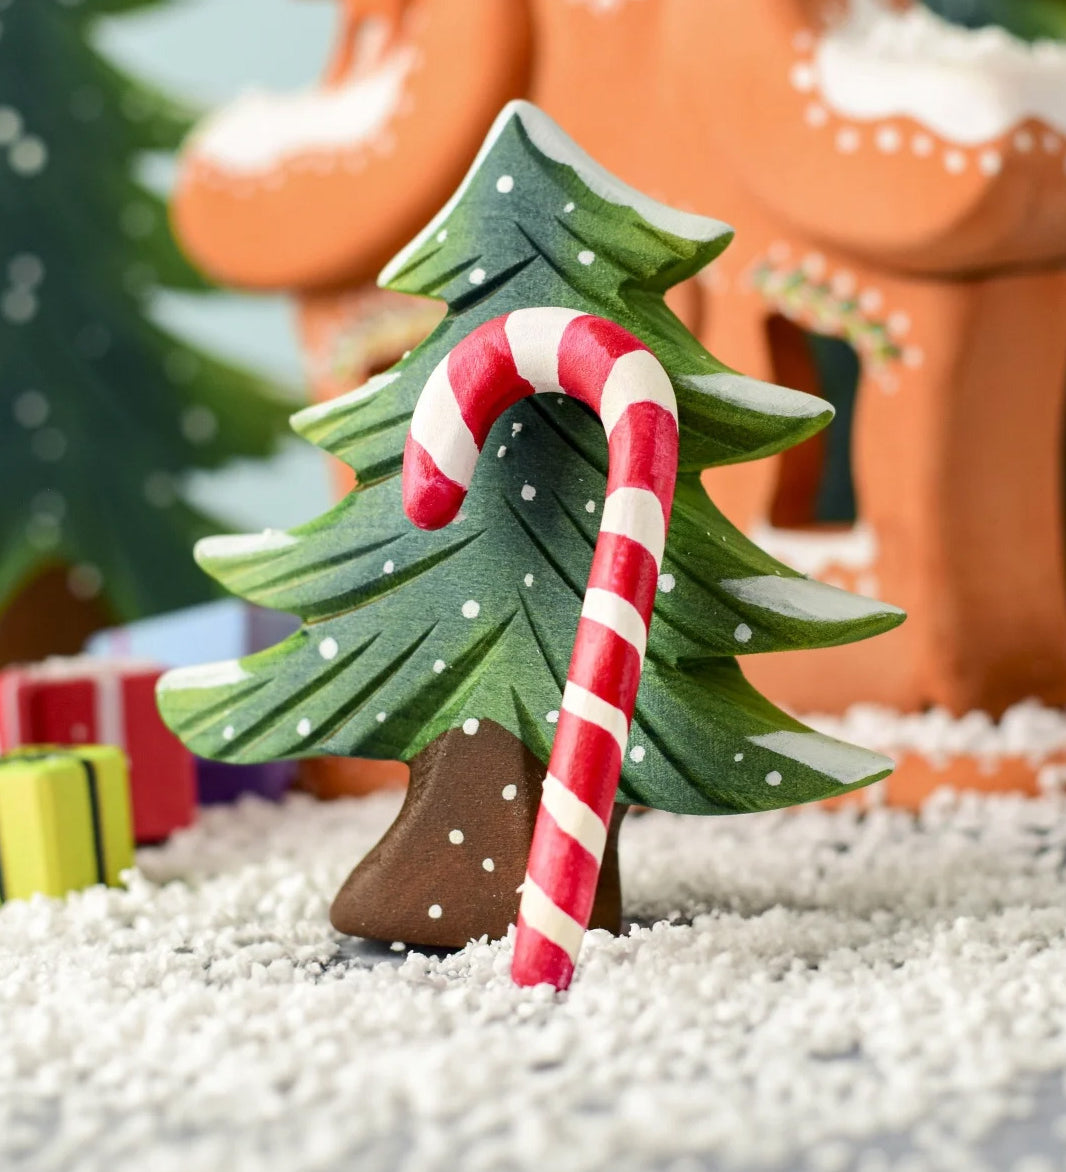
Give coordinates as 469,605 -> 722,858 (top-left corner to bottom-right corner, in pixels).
97,0 -> 341,530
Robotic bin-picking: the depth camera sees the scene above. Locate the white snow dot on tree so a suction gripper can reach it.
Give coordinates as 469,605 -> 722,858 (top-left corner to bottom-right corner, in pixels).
495,175 -> 514,193
734,752 -> 744,762
32,428 -> 66,463
436,229 -> 447,243
67,564 -> 103,600
8,253 -> 44,288
2,288 -> 37,324
296,718 -> 311,737
501,785 -> 517,801
222,725 -> 235,741
432,659 -> 446,674
319,637 -> 339,661
578,250 -> 595,266
563,201 -> 575,213
13,389 -> 48,429
383,560 -> 395,574
182,406 -> 218,445
461,600 -> 480,619
629,745 -> 646,763
0,106 -> 22,145
585,500 -> 596,514
735,623 -> 753,644
511,422 -> 523,436
524,574 -> 534,587
462,718 -> 480,736
658,573 -> 675,593
448,829 -> 464,845
427,904 -> 442,920
469,268 -> 486,285
546,710 -> 559,725
144,472 -> 176,509
521,484 -> 536,501
9,136 -> 47,176
376,712 -> 387,724
766,771 -> 783,787
497,445 -> 507,458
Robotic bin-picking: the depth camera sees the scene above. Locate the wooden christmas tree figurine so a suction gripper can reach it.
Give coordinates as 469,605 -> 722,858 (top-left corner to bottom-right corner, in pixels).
158,101 -> 904,989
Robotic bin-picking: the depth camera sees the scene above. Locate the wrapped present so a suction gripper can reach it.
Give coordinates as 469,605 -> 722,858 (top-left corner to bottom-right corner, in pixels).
85,599 -> 299,669
0,745 -> 134,900
196,758 -> 296,806
0,657 -> 195,843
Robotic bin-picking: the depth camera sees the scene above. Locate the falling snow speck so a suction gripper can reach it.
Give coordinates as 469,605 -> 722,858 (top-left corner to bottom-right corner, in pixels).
461,600 -> 480,619
13,390 -> 48,429
318,638 -> 339,661
462,719 -> 480,736
9,136 -> 47,177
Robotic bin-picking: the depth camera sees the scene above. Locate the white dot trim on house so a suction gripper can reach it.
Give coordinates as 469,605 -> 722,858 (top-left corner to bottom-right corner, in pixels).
481,858 -> 495,872
501,784 -> 517,801
448,829 -> 464,845
427,904 -> 442,920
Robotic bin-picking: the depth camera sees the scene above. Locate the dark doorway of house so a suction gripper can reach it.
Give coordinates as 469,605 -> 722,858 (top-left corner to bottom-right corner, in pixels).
765,314 -> 859,528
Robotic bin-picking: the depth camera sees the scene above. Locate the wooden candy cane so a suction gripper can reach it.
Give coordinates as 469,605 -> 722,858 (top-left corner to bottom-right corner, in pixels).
403,307 -> 678,990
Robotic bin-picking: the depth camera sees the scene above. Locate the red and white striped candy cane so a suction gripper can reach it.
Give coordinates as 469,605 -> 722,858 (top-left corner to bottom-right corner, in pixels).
403,307 -> 678,990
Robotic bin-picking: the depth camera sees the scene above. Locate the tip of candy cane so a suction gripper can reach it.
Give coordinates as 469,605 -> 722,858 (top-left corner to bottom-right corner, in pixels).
511,921 -> 577,991
402,435 -> 468,530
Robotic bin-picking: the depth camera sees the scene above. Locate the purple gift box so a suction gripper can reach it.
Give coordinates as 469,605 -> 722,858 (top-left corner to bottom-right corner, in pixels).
196,758 -> 297,806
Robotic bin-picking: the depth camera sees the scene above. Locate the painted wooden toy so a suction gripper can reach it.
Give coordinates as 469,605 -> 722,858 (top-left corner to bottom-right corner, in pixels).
169,0 -> 1066,806
159,102 -> 904,988
0,658 -> 196,843
0,745 -> 134,902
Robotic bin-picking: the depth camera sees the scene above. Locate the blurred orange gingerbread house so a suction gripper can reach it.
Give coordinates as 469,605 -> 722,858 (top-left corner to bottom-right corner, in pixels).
172,0 -> 1066,801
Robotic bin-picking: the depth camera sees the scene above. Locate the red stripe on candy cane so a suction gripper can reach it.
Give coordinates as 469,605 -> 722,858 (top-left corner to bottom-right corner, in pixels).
402,309 -> 678,990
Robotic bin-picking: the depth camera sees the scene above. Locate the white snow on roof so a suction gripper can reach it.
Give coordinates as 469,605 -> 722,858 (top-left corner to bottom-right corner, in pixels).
189,48 -> 414,175
807,698 -> 1066,765
380,101 -> 731,286
749,521 -> 878,579
814,0 -> 1066,144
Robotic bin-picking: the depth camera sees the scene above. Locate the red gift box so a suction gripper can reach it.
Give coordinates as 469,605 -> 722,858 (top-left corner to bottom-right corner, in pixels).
0,657 -> 196,843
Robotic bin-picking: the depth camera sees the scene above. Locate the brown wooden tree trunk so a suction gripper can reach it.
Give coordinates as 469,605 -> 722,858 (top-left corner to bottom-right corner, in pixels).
330,719 -> 625,948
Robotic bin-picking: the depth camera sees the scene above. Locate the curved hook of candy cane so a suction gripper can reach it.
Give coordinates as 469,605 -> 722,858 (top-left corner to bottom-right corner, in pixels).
402,307 -> 679,991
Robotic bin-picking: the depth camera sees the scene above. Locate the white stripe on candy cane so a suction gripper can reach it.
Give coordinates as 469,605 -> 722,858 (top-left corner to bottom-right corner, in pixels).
504,306 -> 583,394
409,359 -> 480,489
540,773 -> 609,862
580,588 -> 648,660
600,487 -> 669,565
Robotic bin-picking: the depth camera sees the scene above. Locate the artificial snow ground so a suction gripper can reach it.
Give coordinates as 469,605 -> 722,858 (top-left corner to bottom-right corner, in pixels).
4,793 -> 1066,1172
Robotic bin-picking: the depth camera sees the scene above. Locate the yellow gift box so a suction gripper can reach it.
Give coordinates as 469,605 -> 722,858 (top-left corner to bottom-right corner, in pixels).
0,745 -> 134,901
